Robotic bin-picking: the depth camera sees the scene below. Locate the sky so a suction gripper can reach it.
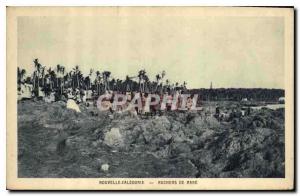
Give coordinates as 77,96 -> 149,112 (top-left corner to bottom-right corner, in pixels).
17,15 -> 284,89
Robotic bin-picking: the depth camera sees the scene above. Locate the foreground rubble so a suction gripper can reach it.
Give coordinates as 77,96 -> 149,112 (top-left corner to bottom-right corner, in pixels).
18,100 -> 285,178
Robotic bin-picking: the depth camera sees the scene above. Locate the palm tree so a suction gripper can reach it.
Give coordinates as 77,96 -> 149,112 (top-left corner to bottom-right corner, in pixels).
161,70 -> 166,80
40,66 -> 45,87
124,75 -> 132,92
155,74 -> 161,92
84,76 -> 91,90
95,71 -> 101,95
56,64 -> 61,90
138,69 -> 146,92
18,67 -> 26,83
73,65 -> 80,88
49,69 -> 56,91
17,67 -> 26,89
63,73 -> 69,89
87,69 -> 93,89
33,58 -> 42,96
56,64 -> 65,94
183,81 -> 187,90
110,78 -> 116,91
77,71 -> 83,89
61,66 -> 65,93
18,59 -> 190,103
102,71 -> 111,92
46,68 -> 51,89
143,74 -> 150,93
68,71 -> 74,89
165,79 -> 170,93
116,79 -> 122,91
46,68 -> 56,91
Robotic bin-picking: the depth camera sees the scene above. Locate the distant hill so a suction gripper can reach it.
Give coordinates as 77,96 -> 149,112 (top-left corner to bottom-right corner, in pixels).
186,88 -> 284,102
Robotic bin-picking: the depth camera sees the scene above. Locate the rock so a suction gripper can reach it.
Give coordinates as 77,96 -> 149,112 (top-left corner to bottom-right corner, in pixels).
104,127 -> 124,147
44,92 -> 55,103
170,142 -> 191,157
153,116 -> 171,131
256,128 -> 274,137
43,123 -> 64,130
159,133 -> 172,142
151,146 -> 170,158
55,100 -> 66,106
200,129 -> 215,140
152,133 -> 172,146
173,130 -> 186,143
66,99 -> 81,113
17,101 -> 285,178
226,139 -> 242,156
169,159 -> 198,178
93,128 -> 104,140
101,164 -> 110,172
205,116 -> 221,128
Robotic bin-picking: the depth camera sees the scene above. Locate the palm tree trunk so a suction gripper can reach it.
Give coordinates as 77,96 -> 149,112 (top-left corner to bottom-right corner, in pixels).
97,83 -> 99,95
62,78 -> 64,93
37,73 -> 39,97
77,74 -> 79,88
33,75 -> 36,91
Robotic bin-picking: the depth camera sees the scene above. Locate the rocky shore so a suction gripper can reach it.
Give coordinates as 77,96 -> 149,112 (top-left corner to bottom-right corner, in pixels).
18,100 -> 285,178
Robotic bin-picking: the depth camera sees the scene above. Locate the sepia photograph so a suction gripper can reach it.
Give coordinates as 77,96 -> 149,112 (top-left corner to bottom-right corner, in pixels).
6,6 -> 294,190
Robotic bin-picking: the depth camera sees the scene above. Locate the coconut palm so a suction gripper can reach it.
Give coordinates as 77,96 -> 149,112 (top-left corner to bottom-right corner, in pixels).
87,69 -> 93,89
33,58 -> 42,96
49,69 -> 56,90
17,67 -> 26,84
138,69 -> 146,92
61,66 -> 65,93
161,70 -> 166,80
102,71 -> 111,92
77,71 -> 84,89
183,81 -> 187,90
44,67 -> 55,95
72,65 -> 80,88
155,74 -> 161,92
84,76 -> 91,90
124,75 -> 132,92
116,79 -> 122,91
17,67 -> 26,91
40,66 -> 45,87
95,71 -> 101,95
110,78 -> 116,91
56,64 -> 62,91
19,59 -> 189,104
56,64 -> 66,94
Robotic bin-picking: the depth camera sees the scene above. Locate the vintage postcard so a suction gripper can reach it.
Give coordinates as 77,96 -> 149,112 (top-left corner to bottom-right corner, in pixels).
6,6 -> 294,190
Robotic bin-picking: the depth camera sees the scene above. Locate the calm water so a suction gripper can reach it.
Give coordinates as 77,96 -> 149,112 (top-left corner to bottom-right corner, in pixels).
251,104 -> 285,110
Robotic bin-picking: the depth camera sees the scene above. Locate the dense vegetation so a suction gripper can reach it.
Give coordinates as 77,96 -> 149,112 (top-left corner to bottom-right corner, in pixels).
188,88 -> 284,102
18,58 -> 284,103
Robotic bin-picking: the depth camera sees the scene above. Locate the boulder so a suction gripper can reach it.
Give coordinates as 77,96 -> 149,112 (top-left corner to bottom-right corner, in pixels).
170,142 -> 191,157
66,99 -> 81,112
104,127 -> 124,147
152,132 -> 172,146
101,164 -> 110,172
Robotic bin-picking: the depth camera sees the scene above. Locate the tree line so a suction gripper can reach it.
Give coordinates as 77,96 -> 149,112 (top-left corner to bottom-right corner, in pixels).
17,58 -> 284,102
17,58 -> 187,97
187,88 -> 284,102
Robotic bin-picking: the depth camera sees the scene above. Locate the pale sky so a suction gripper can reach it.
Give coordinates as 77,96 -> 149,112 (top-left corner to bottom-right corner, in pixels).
17,15 -> 284,89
